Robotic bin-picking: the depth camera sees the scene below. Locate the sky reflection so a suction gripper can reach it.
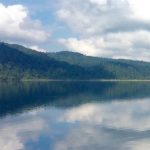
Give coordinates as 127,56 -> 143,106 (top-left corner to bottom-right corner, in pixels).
0,97 -> 150,150
0,82 -> 150,150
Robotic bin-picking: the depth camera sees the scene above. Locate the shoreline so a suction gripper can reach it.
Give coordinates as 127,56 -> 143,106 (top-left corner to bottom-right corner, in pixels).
21,79 -> 150,82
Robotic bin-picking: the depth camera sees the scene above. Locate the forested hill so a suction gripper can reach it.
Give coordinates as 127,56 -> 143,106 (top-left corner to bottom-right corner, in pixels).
48,51 -> 150,79
0,42 -> 150,80
0,42 -> 112,80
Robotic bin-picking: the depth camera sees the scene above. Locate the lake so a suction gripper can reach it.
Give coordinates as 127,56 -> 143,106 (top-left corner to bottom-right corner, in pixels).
0,81 -> 150,150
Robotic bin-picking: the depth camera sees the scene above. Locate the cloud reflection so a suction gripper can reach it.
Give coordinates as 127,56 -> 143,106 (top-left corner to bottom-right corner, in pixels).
0,98 -> 150,150
0,112 -> 46,150
60,98 -> 150,131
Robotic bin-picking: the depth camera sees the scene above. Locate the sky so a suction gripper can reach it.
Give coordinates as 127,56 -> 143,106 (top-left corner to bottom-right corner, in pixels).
0,0 -> 150,61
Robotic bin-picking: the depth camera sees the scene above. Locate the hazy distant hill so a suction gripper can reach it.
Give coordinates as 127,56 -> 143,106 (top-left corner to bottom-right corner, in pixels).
48,51 -> 150,79
0,42 -> 150,80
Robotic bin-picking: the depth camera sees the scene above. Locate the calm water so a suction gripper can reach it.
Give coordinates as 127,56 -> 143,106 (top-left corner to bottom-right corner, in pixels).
0,81 -> 150,150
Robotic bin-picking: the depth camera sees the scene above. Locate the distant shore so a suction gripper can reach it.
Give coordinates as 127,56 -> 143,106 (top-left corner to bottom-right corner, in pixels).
21,79 -> 150,82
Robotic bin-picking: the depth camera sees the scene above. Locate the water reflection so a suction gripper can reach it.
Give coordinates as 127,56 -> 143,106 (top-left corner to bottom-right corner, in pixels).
0,81 -> 150,117
0,82 -> 150,150
60,99 -> 150,130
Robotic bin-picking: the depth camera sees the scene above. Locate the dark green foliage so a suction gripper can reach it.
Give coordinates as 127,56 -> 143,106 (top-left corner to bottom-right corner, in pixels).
0,42 -> 150,80
48,51 -> 150,79
0,42 -> 113,80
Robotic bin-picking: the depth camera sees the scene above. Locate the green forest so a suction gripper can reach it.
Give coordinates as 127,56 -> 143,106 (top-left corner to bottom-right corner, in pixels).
0,42 -> 150,81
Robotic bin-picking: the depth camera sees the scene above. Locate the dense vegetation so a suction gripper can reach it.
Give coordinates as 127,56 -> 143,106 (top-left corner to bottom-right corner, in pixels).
0,42 -> 150,80
0,42 -> 112,80
48,51 -> 150,79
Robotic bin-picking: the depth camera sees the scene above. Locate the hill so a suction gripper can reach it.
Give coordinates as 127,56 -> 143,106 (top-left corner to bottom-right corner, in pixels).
0,42 -> 150,80
0,42 -> 113,80
48,51 -> 150,79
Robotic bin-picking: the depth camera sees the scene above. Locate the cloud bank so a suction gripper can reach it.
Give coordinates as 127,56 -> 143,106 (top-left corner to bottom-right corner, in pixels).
0,3 -> 50,45
57,0 -> 150,61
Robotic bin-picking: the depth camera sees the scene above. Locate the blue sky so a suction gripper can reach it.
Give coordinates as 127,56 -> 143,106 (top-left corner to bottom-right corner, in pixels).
0,0 -> 72,51
0,0 -> 150,61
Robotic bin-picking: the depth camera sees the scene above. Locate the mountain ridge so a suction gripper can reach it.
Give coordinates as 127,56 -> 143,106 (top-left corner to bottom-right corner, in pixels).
0,42 -> 150,80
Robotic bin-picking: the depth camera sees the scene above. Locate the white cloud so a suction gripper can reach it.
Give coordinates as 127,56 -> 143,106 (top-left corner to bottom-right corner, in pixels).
29,45 -> 46,52
0,3 -> 50,45
57,0 -> 150,61
130,0 -> 150,21
59,30 -> 150,61
59,38 -> 99,56
127,139 -> 150,150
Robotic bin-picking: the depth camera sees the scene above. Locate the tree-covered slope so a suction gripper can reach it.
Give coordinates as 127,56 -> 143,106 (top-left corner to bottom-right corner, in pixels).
0,42 -> 150,80
48,51 -> 150,79
0,42 -> 113,80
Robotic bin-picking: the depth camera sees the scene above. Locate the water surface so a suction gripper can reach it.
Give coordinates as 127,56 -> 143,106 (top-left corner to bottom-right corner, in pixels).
0,81 -> 150,150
